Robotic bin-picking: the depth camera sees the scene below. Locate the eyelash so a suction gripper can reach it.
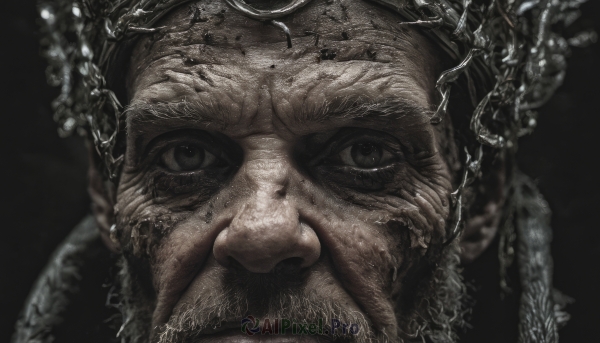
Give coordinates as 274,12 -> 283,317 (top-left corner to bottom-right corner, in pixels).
142,132 -> 239,195
315,164 -> 400,191
311,133 -> 402,163
308,132 -> 404,190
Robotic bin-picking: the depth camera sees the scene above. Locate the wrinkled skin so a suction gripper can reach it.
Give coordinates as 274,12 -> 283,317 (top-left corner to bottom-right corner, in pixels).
107,0 -> 465,342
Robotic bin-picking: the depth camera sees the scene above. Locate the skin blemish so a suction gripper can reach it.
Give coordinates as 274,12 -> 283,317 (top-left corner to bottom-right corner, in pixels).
127,216 -> 176,259
213,9 -> 226,25
203,31 -> 214,45
182,56 -> 200,66
189,5 -> 208,23
370,19 -> 380,30
320,48 -> 336,60
387,217 -> 430,255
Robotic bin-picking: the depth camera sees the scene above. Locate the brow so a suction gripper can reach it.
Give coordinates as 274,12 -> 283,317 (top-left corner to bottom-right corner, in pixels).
125,100 -> 231,131
126,96 -> 432,132
292,96 -> 433,125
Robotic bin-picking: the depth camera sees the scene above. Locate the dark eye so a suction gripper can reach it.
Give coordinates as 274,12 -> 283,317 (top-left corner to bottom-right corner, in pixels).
338,142 -> 394,168
161,144 -> 217,172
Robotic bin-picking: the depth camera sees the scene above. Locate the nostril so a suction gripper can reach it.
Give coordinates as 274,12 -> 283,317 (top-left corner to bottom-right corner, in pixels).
275,188 -> 286,198
272,257 -> 303,275
227,256 -> 247,270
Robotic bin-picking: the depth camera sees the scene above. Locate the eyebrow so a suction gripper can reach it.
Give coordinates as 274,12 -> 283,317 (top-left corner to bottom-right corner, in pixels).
125,100 -> 231,131
292,96 -> 433,124
125,96 -> 433,133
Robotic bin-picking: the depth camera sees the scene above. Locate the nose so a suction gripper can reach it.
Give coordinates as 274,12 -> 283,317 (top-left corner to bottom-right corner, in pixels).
213,188 -> 321,274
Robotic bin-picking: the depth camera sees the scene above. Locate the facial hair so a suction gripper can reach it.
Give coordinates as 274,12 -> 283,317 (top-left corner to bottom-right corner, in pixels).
114,240 -> 465,343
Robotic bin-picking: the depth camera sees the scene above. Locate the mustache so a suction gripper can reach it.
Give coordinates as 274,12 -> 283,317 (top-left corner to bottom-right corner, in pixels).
154,269 -> 384,343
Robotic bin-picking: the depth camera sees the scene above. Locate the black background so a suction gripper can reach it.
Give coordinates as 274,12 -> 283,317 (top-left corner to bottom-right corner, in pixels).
1,1 -> 598,342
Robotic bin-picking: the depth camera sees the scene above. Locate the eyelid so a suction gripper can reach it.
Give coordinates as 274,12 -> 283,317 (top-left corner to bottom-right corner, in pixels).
159,145 -> 218,172
308,130 -> 403,167
337,135 -> 403,154
143,130 -> 239,167
150,138 -> 220,165
338,144 -> 396,168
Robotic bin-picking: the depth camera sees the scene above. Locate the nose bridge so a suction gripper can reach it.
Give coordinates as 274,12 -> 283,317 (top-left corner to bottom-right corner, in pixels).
241,133 -> 294,192
245,157 -> 290,195
237,150 -> 295,241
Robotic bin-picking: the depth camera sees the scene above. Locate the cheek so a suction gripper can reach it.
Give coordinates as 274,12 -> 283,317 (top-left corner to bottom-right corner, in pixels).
114,153 -> 229,252
298,188 -> 445,331
296,151 -> 452,324
301,206 -> 398,331
315,162 -> 452,252
114,168 -> 237,320
114,171 -> 195,261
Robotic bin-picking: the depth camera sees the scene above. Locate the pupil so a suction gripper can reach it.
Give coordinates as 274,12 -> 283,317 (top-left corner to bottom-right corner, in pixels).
181,146 -> 196,157
174,145 -> 204,171
351,142 -> 382,168
358,143 -> 375,156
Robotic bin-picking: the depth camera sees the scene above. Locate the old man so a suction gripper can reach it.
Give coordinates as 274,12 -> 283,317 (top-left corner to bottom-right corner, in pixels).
13,0 -> 586,342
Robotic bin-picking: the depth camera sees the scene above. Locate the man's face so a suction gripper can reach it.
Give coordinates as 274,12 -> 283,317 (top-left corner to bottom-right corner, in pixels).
114,0 -> 458,341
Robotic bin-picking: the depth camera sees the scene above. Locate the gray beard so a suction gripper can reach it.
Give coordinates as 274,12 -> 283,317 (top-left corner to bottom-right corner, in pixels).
114,241 -> 465,343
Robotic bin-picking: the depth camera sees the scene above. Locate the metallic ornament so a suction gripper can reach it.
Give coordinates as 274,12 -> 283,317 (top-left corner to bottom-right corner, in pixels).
223,0 -> 313,19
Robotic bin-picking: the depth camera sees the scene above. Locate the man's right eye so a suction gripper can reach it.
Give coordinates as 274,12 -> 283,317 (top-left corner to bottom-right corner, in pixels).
147,132 -> 242,195
160,144 -> 218,172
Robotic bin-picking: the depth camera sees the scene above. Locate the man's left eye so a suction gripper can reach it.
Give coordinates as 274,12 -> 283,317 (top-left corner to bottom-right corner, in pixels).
338,142 -> 395,168
160,144 -> 217,172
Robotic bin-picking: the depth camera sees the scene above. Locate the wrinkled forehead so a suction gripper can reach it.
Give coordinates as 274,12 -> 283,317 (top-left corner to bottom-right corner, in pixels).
127,0 -> 444,100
